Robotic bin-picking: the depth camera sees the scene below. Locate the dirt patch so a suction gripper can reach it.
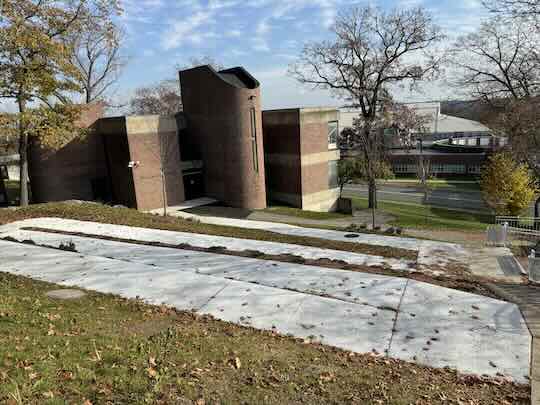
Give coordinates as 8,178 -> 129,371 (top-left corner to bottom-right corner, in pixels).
123,316 -> 181,338
407,228 -> 487,247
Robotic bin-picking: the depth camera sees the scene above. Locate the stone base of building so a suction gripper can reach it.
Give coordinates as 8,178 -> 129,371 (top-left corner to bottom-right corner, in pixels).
269,188 -> 340,212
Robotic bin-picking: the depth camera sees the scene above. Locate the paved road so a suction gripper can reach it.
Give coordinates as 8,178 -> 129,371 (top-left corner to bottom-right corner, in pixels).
343,184 -> 488,212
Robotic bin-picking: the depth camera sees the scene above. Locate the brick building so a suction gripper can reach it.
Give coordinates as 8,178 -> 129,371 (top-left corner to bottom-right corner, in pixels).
263,108 -> 340,211
29,66 -> 341,212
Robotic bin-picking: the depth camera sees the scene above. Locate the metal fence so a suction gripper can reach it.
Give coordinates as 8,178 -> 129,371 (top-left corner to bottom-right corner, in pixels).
495,216 -> 540,238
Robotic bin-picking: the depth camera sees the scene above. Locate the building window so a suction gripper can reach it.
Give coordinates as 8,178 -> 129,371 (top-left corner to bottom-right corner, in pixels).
328,121 -> 338,150
328,160 -> 338,188
431,164 -> 466,174
468,165 -> 482,174
250,108 -> 259,173
392,163 -> 417,174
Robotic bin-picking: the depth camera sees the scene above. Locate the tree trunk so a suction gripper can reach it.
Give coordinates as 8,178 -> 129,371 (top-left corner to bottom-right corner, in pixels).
368,180 -> 377,209
17,98 -> 29,207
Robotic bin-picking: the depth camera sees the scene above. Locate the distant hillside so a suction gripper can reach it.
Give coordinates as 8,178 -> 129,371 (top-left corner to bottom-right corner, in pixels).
440,100 -> 498,124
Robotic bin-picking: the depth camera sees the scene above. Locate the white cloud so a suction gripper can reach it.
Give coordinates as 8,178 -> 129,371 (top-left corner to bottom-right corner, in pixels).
161,10 -> 214,49
225,29 -> 242,37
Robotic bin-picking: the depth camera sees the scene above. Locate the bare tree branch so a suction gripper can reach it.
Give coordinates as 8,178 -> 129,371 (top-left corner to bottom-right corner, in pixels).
289,5 -> 444,208
451,17 -> 540,106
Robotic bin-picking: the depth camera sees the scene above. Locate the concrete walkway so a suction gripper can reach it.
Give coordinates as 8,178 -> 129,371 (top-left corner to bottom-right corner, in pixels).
486,284 -> 540,403
156,211 -> 470,270
150,210 -> 525,280
469,247 -> 526,282
0,218 -> 416,272
0,217 -> 526,282
0,224 -> 531,383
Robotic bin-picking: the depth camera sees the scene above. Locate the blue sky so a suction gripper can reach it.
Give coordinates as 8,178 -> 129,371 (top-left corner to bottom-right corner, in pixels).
4,0 -> 490,112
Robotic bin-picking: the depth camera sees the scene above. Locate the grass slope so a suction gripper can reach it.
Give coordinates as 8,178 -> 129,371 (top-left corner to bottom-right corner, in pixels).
263,206 -> 349,220
0,272 -> 529,404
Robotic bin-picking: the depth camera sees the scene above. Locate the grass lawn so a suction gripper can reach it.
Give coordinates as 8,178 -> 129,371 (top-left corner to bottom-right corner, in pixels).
382,178 -> 481,192
0,272 -> 529,404
352,198 -> 492,232
263,205 -> 349,220
0,202 -> 416,260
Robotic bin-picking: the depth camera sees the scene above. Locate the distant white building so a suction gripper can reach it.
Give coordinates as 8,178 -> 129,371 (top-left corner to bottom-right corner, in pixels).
339,101 -> 492,140
339,102 -> 506,177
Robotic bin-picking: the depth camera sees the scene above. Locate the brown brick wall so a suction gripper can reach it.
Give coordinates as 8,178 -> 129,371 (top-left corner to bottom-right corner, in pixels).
102,130 -> 137,208
262,109 -> 302,205
264,162 -> 302,195
180,66 -> 266,209
127,130 -> 184,211
29,103 -> 108,203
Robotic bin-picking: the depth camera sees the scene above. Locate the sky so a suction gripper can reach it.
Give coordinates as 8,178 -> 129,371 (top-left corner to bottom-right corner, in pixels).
113,0 -> 490,110
3,0 -> 491,112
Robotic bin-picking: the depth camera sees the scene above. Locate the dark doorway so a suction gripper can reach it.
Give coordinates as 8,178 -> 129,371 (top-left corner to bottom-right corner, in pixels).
91,177 -> 112,203
183,170 -> 204,200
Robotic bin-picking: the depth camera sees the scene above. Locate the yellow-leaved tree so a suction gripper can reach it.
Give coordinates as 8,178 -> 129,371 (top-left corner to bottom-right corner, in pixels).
0,0 -> 120,206
481,152 -> 538,215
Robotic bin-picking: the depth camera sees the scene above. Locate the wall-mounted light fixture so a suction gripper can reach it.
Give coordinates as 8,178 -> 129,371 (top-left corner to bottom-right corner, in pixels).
128,161 -> 140,168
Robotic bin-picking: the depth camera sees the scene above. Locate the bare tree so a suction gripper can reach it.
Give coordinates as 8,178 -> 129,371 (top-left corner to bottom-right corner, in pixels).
290,6 -> 445,208
129,80 -> 182,116
55,0 -> 125,105
452,16 -> 540,214
70,24 -> 125,104
452,17 -> 540,104
129,56 -> 222,116
483,0 -> 540,20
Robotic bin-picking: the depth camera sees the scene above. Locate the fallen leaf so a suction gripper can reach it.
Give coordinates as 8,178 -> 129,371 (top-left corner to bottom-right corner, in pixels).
234,357 -> 241,369
147,367 -> 158,379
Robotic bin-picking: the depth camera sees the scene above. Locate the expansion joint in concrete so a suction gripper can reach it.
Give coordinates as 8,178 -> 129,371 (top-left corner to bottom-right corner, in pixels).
196,282 -> 231,312
385,279 -> 410,357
